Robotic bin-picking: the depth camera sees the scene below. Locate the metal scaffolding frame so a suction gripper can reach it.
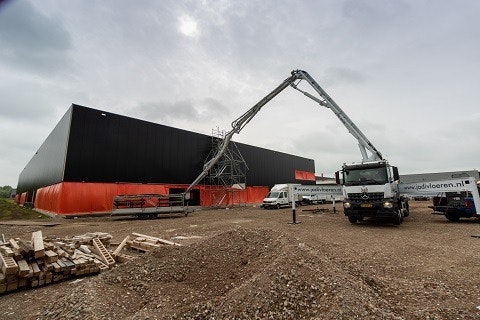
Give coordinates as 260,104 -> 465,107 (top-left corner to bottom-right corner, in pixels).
204,127 -> 248,207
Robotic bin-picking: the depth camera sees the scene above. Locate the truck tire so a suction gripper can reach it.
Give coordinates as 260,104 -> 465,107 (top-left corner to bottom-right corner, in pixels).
393,210 -> 403,225
276,203 -> 281,209
404,202 -> 410,217
348,216 -> 358,224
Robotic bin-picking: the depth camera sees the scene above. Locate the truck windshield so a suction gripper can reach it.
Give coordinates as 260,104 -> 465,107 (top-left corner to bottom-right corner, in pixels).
343,167 -> 388,186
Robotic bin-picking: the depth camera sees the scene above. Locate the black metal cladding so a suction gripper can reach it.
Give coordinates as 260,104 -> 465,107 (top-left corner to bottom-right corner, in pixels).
17,104 -> 315,196
16,107 -> 72,200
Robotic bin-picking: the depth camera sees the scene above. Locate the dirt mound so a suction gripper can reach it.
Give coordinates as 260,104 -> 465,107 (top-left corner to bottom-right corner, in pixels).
36,227 -> 401,319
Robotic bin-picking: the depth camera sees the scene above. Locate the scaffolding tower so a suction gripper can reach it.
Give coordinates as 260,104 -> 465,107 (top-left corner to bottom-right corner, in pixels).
204,127 -> 248,207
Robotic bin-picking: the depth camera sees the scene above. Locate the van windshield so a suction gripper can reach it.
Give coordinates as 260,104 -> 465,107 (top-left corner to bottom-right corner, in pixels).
266,192 -> 280,198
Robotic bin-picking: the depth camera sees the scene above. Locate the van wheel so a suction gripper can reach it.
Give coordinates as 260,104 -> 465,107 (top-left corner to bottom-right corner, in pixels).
276,203 -> 280,209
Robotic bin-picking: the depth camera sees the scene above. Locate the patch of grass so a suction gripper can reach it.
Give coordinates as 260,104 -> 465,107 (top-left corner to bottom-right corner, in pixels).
0,198 -> 49,220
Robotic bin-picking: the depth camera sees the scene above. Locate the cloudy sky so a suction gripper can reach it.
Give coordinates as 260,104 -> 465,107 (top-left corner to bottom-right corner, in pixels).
1,0 -> 479,187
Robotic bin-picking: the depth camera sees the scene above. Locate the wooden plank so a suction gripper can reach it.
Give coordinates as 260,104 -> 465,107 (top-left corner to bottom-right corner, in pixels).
8,239 -> 21,251
44,250 -> 58,263
31,262 -> 41,277
31,230 -> 45,259
51,262 -> 61,273
38,271 -> 45,286
132,232 -> 182,246
56,248 -> 68,258
18,240 -> 34,259
17,259 -> 30,277
6,281 -> 18,292
61,258 -> 75,270
56,259 -> 66,271
18,277 -> 27,287
112,235 -> 130,257
132,240 -> 161,249
126,240 -> 150,252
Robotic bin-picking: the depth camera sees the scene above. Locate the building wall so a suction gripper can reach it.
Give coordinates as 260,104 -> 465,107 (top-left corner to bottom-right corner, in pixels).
17,104 -> 315,202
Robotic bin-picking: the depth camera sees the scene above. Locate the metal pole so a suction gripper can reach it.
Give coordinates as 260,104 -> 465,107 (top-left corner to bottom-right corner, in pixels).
292,196 -> 297,223
289,186 -> 300,224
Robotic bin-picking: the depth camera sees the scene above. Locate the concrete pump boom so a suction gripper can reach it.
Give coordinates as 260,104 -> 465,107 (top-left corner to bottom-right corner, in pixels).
185,69 -> 382,194
290,70 -> 383,162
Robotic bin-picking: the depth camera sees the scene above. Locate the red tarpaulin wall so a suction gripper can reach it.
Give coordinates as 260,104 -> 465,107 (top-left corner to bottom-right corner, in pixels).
34,182 -> 269,215
197,186 -> 268,207
294,169 -> 316,181
19,192 -> 27,205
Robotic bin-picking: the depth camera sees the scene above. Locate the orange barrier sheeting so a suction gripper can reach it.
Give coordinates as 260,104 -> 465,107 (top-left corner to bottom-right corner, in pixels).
34,182 -> 269,215
19,192 -> 27,205
294,169 -> 316,181
198,186 -> 268,207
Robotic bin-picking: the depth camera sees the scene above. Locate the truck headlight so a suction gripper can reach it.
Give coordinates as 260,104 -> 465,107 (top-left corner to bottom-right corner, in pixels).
383,201 -> 393,209
343,202 -> 351,209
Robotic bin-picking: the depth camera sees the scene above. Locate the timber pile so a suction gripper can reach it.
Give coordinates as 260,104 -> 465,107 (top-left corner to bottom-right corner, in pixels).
0,230 -> 181,295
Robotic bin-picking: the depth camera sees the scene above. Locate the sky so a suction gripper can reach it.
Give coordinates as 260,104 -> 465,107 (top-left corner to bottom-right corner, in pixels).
0,0 -> 479,187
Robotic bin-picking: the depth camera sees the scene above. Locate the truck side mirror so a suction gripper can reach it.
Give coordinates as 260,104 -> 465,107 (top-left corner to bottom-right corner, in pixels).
335,171 -> 341,184
393,166 -> 399,181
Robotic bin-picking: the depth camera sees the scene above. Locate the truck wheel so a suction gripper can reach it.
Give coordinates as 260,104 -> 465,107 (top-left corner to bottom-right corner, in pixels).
393,210 -> 403,225
276,203 -> 280,209
348,216 -> 358,224
445,212 -> 460,222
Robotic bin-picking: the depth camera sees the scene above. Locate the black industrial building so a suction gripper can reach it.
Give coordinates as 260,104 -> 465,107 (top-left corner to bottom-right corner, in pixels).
16,104 -> 316,214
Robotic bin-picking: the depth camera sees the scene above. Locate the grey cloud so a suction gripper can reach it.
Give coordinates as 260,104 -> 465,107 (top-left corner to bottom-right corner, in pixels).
0,0 -> 72,74
136,98 -> 230,124
323,67 -> 366,86
137,100 -> 199,123
0,82 -> 58,122
342,0 -> 410,25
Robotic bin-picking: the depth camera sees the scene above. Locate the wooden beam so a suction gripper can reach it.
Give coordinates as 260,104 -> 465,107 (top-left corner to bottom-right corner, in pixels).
131,232 -> 182,246
31,231 -> 45,259
112,235 -> 130,257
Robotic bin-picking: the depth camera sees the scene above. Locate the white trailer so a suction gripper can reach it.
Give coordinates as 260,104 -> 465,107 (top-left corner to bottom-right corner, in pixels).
399,177 -> 480,221
294,184 -> 343,204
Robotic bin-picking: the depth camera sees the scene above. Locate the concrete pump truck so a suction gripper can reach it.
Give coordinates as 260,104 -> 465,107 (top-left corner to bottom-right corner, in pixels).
184,69 -> 409,225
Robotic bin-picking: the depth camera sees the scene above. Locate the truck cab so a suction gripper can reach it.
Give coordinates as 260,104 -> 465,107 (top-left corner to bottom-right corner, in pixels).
337,160 -> 409,225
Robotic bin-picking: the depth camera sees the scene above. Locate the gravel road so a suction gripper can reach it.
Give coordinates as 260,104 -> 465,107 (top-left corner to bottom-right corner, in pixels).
0,201 -> 479,319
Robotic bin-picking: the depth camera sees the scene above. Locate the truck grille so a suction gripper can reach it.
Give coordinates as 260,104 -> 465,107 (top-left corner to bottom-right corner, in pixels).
348,192 -> 384,203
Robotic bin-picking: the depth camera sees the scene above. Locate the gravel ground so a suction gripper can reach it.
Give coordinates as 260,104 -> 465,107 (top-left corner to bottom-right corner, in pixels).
0,201 -> 479,319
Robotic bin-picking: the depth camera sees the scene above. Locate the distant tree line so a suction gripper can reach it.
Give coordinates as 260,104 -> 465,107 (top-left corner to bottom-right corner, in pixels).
0,186 -> 13,198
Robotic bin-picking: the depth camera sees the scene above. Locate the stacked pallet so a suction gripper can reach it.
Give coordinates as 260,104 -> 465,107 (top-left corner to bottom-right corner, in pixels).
0,231 -> 121,294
